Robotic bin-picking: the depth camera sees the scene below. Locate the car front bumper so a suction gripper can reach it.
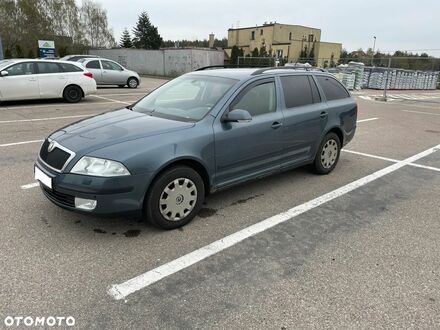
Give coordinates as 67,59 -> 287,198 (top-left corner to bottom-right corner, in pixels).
35,159 -> 152,216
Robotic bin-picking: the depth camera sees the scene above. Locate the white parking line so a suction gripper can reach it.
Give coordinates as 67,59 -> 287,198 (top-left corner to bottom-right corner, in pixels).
342,149 -> 440,172
357,117 -> 378,123
0,114 -> 98,124
0,101 -> 117,110
21,182 -> 40,190
97,92 -> 150,97
91,95 -> 131,105
0,140 -> 44,147
403,110 -> 440,116
108,143 -> 440,300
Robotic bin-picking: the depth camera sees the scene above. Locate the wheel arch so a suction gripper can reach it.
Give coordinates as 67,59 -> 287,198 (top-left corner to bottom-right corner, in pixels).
147,157 -> 211,198
63,84 -> 85,98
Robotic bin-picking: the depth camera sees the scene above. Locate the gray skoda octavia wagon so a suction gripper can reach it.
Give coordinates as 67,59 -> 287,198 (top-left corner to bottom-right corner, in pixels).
35,67 -> 357,229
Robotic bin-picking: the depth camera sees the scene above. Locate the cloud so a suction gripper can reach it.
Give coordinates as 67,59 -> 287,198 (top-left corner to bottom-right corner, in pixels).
92,0 -> 440,56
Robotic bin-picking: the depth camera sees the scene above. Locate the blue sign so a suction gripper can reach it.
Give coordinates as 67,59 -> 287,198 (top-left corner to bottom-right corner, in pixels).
38,40 -> 55,58
39,48 -> 55,58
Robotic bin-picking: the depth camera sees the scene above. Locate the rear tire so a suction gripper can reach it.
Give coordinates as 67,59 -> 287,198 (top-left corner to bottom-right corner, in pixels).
127,77 -> 138,89
312,132 -> 341,175
144,166 -> 205,230
63,85 -> 82,103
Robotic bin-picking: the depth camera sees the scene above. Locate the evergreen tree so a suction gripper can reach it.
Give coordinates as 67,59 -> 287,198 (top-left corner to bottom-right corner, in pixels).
251,47 -> 259,57
132,12 -> 162,50
230,45 -> 239,65
120,28 -> 133,48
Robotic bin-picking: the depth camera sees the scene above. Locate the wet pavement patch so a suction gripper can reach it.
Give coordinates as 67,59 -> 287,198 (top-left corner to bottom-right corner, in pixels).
123,229 -> 141,237
230,193 -> 264,206
93,228 -> 107,234
197,208 -> 217,218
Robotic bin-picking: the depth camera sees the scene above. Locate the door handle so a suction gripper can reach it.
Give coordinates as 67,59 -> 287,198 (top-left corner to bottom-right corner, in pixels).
271,121 -> 282,129
28,78 -> 37,81
320,111 -> 328,118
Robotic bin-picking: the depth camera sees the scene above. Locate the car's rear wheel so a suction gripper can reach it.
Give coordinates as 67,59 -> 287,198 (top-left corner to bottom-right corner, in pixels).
144,166 -> 205,230
127,77 -> 138,89
63,85 -> 82,103
312,132 -> 341,174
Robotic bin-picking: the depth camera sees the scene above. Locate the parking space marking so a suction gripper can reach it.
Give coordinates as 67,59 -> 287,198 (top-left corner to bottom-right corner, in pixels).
91,95 -> 131,105
108,143 -> 440,300
0,140 -> 43,147
356,117 -> 378,123
342,149 -> 440,173
0,101 -> 117,110
21,182 -> 39,190
96,91 -> 150,97
0,114 -> 98,124
402,110 -> 440,116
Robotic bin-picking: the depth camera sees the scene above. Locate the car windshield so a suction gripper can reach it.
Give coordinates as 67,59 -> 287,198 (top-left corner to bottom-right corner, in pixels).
0,60 -> 13,70
132,74 -> 238,121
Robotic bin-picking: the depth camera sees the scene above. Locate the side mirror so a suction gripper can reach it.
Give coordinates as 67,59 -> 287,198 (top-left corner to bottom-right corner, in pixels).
0,70 -> 8,77
223,109 -> 252,123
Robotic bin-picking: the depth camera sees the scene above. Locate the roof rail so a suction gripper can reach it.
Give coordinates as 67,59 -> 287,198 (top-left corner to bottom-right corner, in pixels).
251,66 -> 326,75
195,64 -> 271,71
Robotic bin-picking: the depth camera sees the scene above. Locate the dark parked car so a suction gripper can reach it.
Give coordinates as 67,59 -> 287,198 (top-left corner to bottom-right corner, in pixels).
35,67 -> 357,229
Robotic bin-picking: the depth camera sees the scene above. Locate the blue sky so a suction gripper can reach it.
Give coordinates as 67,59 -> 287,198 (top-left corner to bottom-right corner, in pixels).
88,0 -> 440,56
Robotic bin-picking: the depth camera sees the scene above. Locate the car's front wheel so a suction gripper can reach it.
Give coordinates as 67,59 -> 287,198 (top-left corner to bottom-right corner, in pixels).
144,166 -> 205,230
63,85 -> 82,103
312,132 -> 341,174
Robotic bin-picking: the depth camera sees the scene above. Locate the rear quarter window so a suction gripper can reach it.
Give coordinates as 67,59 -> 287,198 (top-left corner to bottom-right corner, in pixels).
315,75 -> 350,101
59,63 -> 83,72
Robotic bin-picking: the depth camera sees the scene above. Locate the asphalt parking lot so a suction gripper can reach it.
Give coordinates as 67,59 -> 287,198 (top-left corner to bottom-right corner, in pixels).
1,79 -> 440,329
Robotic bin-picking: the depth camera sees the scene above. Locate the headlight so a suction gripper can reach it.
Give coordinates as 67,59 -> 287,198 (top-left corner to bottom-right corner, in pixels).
70,156 -> 130,177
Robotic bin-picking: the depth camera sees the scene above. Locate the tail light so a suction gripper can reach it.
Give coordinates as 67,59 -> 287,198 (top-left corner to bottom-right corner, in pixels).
83,72 -> 93,78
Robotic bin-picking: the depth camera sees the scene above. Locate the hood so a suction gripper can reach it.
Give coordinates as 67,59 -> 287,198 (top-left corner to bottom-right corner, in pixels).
50,109 -> 194,154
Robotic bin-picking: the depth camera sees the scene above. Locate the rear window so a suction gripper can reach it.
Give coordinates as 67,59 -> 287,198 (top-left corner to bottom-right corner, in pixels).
280,75 -> 320,108
59,63 -> 83,72
86,60 -> 100,69
36,62 -> 62,74
315,75 -> 350,101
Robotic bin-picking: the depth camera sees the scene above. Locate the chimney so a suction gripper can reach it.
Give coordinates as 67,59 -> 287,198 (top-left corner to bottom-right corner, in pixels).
209,33 -> 215,48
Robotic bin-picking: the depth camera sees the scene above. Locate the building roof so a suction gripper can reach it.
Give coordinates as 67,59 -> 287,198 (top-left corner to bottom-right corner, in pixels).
228,23 -> 320,31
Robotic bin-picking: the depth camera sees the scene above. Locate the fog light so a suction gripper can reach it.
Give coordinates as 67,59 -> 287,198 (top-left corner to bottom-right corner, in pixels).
74,197 -> 97,211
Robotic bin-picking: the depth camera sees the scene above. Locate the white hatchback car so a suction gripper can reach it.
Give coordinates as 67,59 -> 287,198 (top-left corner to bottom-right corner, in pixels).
0,59 -> 97,103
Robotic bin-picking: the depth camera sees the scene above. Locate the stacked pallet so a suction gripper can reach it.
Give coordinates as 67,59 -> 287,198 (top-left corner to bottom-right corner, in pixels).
361,67 -> 438,90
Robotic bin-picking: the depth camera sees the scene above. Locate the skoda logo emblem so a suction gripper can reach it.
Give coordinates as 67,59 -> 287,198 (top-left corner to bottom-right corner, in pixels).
47,141 -> 55,152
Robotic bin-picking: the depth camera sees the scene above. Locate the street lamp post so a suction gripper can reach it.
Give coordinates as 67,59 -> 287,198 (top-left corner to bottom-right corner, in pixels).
371,36 -> 376,66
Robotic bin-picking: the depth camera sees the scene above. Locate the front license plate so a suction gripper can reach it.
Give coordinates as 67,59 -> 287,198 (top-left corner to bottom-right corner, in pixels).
35,166 -> 52,189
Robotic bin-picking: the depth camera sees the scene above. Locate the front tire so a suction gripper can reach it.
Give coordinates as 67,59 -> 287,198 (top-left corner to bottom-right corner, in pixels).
63,85 -> 82,103
312,132 -> 341,175
127,77 -> 138,89
144,166 -> 205,230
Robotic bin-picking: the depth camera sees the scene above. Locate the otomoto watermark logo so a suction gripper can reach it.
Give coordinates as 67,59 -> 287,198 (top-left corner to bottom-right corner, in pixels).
4,316 -> 75,327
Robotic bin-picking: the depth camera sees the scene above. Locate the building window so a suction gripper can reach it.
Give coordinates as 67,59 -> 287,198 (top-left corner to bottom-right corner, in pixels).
276,49 -> 283,58
289,32 -> 292,40
251,31 -> 255,40
308,34 -> 314,42
260,29 -> 263,35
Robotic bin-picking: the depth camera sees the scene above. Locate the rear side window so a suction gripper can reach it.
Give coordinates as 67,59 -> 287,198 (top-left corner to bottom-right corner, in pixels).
36,62 -> 62,74
59,63 -> 83,72
280,75 -> 320,108
315,75 -> 350,101
86,60 -> 100,69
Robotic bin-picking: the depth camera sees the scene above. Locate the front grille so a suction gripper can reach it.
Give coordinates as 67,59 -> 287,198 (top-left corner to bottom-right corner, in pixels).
39,140 -> 71,171
41,184 -> 75,208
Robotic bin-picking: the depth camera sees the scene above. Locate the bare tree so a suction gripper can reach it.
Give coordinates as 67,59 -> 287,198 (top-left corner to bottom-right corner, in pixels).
80,0 -> 115,48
